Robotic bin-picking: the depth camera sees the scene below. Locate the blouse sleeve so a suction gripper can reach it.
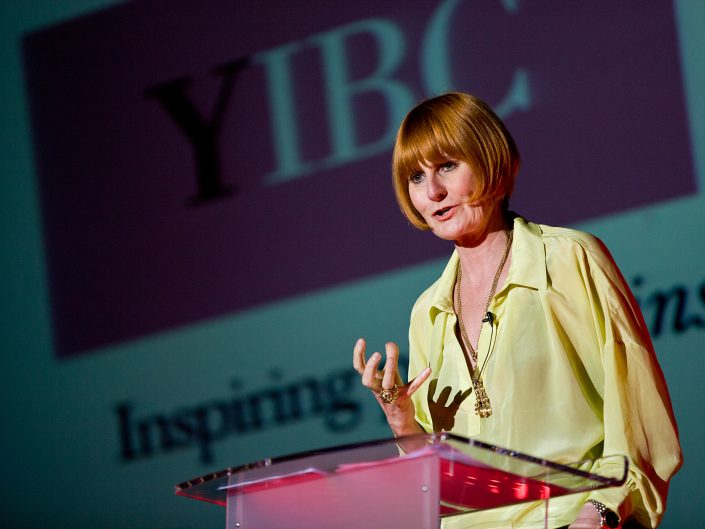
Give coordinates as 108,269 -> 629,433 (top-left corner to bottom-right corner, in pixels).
584,238 -> 682,527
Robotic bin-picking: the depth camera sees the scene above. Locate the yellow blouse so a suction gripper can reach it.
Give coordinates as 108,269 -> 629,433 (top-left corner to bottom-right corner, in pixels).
408,216 -> 681,528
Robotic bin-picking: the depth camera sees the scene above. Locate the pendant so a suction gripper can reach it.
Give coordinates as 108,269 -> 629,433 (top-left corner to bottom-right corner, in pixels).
473,378 -> 493,418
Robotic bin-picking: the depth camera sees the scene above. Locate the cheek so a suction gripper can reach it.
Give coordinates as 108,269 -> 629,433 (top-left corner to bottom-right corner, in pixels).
408,188 -> 425,214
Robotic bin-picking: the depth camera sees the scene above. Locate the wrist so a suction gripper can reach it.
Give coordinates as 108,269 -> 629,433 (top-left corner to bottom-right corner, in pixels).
389,416 -> 424,437
383,399 -> 420,435
392,420 -> 427,454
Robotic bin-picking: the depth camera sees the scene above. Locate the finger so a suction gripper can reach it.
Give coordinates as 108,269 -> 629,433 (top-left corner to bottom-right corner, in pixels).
382,342 -> 399,390
352,338 -> 367,374
407,368 -> 432,396
361,351 -> 383,389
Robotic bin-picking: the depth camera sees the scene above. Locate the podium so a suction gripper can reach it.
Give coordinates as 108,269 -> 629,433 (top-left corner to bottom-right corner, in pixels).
175,433 -> 627,528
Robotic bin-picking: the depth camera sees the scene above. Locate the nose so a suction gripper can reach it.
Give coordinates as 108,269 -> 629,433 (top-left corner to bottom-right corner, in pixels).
426,173 -> 447,202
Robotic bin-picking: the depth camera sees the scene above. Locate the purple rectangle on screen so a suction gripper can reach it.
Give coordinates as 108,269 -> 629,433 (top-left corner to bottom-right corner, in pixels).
23,0 -> 695,357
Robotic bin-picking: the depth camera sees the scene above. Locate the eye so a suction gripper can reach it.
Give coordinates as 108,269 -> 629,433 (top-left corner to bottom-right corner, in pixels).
409,171 -> 425,184
440,160 -> 458,172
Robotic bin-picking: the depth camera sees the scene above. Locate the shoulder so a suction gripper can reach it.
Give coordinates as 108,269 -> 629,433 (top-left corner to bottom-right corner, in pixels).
526,219 -> 635,314
409,251 -> 458,324
538,223 -> 607,257
410,281 -> 438,326
510,214 -> 623,289
535,222 -> 620,280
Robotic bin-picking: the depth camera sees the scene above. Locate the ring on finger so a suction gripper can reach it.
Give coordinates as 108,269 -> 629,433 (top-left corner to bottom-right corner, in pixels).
379,384 -> 399,404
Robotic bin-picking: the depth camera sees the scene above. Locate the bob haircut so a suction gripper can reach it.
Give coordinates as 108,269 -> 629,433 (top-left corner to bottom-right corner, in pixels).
392,92 -> 520,230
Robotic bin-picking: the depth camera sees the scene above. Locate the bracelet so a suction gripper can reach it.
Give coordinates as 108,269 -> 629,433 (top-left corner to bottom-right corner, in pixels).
586,499 -> 621,529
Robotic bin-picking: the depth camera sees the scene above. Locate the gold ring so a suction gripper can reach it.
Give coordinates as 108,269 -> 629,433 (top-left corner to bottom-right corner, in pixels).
379,384 -> 399,404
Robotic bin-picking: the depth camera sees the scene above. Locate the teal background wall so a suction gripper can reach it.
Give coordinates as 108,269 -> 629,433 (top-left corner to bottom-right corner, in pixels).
2,1 -> 703,527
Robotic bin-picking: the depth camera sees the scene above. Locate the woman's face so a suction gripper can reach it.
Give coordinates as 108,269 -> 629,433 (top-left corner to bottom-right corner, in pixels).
408,159 -> 500,246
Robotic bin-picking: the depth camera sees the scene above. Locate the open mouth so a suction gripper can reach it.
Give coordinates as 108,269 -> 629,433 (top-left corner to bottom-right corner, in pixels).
433,206 -> 455,219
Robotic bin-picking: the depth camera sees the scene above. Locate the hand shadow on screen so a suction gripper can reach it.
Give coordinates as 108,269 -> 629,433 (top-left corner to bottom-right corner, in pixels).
427,379 -> 473,433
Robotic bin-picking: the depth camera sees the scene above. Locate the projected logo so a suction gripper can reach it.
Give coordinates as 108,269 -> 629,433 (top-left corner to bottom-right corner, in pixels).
23,0 -> 695,357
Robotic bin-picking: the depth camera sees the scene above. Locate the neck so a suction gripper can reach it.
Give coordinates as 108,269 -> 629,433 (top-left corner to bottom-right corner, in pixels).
455,210 -> 512,285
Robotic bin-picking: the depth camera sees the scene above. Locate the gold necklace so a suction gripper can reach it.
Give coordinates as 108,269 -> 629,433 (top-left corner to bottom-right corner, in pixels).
454,229 -> 513,418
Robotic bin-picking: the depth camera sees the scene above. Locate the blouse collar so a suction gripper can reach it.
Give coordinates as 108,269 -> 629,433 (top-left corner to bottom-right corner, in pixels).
428,214 -> 548,316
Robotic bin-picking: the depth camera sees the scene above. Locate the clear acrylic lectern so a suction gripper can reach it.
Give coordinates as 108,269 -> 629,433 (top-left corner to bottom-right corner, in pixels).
175,433 -> 627,529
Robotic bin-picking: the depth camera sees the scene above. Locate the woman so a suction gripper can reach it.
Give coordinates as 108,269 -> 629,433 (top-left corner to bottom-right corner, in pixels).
353,93 -> 681,529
